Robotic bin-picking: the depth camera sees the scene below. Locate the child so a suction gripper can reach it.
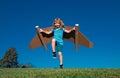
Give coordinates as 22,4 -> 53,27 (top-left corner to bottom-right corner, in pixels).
39,18 -> 75,68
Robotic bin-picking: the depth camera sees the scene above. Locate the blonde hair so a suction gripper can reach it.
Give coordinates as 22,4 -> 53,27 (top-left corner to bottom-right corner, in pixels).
52,18 -> 64,29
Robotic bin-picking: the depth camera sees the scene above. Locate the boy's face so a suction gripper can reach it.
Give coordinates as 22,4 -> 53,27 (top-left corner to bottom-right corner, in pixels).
55,23 -> 60,28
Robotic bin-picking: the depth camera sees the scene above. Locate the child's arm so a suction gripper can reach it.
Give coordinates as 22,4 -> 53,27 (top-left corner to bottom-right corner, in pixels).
39,29 -> 52,34
64,27 -> 75,33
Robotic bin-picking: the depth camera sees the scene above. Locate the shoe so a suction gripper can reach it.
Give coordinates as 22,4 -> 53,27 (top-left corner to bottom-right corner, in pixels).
52,52 -> 56,58
60,64 -> 63,69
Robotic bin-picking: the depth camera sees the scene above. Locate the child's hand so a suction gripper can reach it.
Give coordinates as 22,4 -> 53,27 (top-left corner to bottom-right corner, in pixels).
40,29 -> 43,32
73,27 -> 76,30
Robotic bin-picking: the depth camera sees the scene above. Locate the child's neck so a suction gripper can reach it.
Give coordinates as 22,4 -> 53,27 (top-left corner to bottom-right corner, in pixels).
55,26 -> 60,29
56,27 -> 60,30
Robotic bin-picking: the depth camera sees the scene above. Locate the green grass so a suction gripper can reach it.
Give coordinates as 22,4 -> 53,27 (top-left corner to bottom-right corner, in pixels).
0,68 -> 120,78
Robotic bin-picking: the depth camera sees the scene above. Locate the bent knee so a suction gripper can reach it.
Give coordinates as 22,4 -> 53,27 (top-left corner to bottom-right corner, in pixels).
52,39 -> 56,42
58,52 -> 62,56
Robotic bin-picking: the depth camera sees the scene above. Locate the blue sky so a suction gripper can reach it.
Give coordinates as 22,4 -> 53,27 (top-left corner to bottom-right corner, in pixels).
0,0 -> 120,68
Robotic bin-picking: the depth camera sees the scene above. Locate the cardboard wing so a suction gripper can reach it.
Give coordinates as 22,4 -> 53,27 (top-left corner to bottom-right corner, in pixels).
29,27 -> 53,50
63,26 -> 93,50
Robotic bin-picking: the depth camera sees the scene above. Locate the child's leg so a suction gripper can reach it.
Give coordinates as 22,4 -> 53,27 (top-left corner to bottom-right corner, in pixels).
58,52 -> 63,65
52,39 -> 56,58
52,39 -> 56,52
57,42 -> 63,68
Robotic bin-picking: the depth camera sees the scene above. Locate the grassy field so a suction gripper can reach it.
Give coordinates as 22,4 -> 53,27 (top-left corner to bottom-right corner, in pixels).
0,68 -> 120,78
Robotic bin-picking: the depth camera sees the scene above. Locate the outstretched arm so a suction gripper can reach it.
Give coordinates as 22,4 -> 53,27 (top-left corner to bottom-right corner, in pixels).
39,28 -> 52,34
64,27 -> 75,33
